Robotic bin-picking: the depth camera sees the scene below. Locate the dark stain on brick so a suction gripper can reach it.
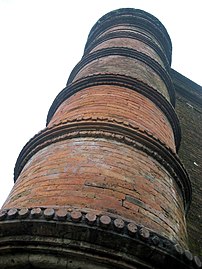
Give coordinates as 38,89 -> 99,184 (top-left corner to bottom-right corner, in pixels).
125,195 -> 145,208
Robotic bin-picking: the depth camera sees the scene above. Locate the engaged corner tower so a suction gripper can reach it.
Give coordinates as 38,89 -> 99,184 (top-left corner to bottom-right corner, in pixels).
0,8 -> 200,269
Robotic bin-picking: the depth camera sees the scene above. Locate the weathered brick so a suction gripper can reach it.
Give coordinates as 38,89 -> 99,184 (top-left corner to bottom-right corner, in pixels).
49,86 -> 175,150
1,9 -> 193,263
4,137 -> 186,247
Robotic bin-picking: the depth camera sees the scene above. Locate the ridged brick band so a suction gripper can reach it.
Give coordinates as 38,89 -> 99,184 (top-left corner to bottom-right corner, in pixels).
84,30 -> 171,70
66,47 -> 175,106
0,207 -> 201,268
13,118 -> 191,211
47,74 -> 180,150
85,8 -> 172,64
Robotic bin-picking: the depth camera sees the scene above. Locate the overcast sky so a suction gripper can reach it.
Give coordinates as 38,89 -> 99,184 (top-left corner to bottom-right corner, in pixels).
0,0 -> 201,208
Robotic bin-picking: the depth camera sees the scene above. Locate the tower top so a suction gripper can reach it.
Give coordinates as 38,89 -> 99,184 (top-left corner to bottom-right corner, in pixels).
85,8 -> 172,64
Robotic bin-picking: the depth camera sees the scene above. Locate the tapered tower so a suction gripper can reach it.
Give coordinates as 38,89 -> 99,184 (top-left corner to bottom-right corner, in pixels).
0,8 -> 201,269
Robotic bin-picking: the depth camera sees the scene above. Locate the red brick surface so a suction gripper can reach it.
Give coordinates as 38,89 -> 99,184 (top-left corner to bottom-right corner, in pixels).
48,86 -> 175,150
90,38 -> 164,67
2,10 -> 190,256
98,25 -> 164,52
72,56 -> 170,102
3,137 -> 187,247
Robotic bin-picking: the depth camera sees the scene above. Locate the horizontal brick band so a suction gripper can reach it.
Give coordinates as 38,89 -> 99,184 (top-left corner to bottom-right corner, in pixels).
85,8 -> 172,64
84,30 -> 170,70
66,47 -> 175,106
14,118 -> 191,211
47,74 -> 180,149
0,207 -> 200,269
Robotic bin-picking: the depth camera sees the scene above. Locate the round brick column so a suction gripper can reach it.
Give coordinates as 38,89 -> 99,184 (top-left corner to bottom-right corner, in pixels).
1,8 -> 195,269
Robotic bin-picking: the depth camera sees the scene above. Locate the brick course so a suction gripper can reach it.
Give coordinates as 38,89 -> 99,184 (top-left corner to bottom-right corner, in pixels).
175,90 -> 202,256
4,137 -> 187,247
90,38 -> 164,67
95,25 -> 164,53
72,56 -> 170,101
1,8 -> 193,266
48,86 -> 175,150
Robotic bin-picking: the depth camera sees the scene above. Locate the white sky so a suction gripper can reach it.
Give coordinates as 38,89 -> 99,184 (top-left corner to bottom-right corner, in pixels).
0,0 -> 201,208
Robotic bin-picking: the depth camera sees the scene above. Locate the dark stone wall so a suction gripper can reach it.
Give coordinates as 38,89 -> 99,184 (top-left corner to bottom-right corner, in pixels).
172,69 -> 202,257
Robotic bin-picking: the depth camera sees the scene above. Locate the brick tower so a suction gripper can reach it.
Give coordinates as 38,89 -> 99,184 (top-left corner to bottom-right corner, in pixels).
0,8 -> 201,269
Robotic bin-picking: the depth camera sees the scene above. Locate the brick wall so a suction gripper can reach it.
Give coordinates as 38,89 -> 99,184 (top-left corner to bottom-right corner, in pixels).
2,8 -> 191,256
4,137 -> 187,247
173,69 -> 202,257
48,86 -> 175,150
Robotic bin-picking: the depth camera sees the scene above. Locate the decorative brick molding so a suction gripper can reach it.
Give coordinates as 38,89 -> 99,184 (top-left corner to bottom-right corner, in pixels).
84,31 -> 171,70
14,117 -> 191,211
0,207 -> 201,269
1,7 -> 199,268
85,8 -> 172,64
47,74 -> 180,149
66,47 -> 175,106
